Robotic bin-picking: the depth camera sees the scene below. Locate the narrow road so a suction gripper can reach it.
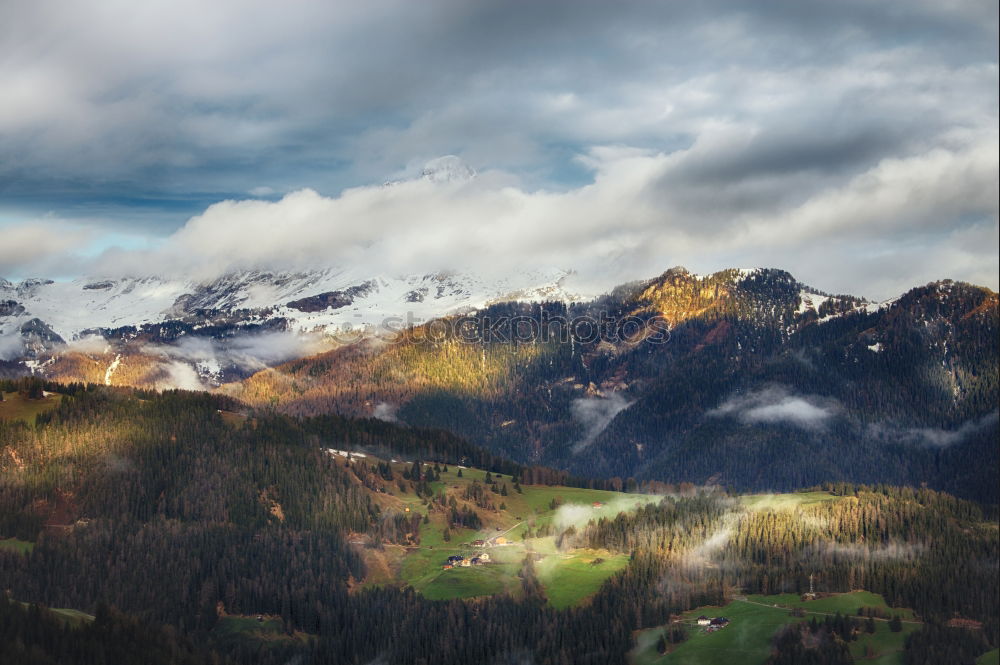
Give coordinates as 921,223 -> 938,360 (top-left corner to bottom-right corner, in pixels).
389,521 -> 527,552
494,521 -> 524,540
733,596 -> 923,625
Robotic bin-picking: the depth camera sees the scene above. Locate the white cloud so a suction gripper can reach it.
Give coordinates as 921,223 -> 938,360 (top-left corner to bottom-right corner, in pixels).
71,118 -> 992,300
373,402 -> 399,423
552,504 -> 594,532
710,386 -> 838,429
0,1 -> 996,300
685,524 -> 734,566
808,541 -> 925,562
868,411 -> 999,448
570,393 -> 633,453
143,331 -> 331,375
64,335 -> 110,355
551,496 -> 650,532
0,222 -> 92,277
0,333 -> 24,361
734,140 -> 998,247
5,132 -> 997,300
155,360 -> 205,392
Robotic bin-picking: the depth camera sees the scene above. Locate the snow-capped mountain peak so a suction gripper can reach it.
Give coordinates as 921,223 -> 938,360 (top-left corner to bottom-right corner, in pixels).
0,267 -> 586,373
420,155 -> 476,184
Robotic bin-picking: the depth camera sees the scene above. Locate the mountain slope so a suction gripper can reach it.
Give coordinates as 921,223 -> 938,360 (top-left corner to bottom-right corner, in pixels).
0,267 -> 582,385
224,267 -> 999,501
1,385 -> 996,664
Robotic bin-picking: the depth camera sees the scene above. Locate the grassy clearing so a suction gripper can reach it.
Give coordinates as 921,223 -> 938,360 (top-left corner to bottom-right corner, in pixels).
214,615 -> 285,637
399,539 -> 522,601
744,590 -> 917,620
739,491 -> 840,511
213,615 -> 312,644
16,602 -> 94,626
535,548 -> 630,609
0,391 -> 62,424
847,621 -> 920,665
630,592 -> 918,665
49,607 -> 96,626
353,544 -> 405,589
632,598 -> 791,665
0,537 -> 34,554
978,649 -> 1000,665
217,410 -> 247,427
362,458 -> 659,607
416,557 -> 523,601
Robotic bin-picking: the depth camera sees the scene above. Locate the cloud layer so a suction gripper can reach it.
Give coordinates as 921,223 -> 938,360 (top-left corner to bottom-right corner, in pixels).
570,393 -> 633,453
1,0 -> 996,298
140,331 -> 332,389
710,387 -> 839,429
867,411 -> 999,448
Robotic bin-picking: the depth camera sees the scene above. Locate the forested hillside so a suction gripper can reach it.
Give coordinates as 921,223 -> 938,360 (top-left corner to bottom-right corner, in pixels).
225,268 -> 999,501
1,382 -> 996,664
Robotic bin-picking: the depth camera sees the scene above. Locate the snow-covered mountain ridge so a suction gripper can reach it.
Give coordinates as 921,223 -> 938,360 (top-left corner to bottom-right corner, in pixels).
0,268 -> 583,373
1,267 -> 588,343
0,265 -> 968,391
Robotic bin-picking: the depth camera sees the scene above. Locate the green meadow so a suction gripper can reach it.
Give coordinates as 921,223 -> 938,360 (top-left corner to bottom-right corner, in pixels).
978,649 -> 1000,665
630,591 -> 918,665
0,391 -> 62,424
367,459 -> 660,607
0,537 -> 34,554
739,491 -> 842,511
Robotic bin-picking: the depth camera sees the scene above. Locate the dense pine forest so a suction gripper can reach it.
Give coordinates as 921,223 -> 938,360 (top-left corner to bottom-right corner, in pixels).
1,379 -> 997,663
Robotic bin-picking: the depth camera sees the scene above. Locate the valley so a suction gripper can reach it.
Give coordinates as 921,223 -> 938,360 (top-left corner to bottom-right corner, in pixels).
4,1 -> 997,661
0,263 -> 997,664
337,454 -> 661,605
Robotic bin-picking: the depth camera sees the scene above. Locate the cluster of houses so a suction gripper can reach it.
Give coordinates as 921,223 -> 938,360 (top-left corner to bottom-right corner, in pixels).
696,616 -> 730,632
442,552 -> 491,569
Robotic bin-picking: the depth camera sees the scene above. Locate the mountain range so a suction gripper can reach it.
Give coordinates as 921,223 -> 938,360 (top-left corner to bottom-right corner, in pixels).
0,267 -> 581,384
218,266 -> 998,500
2,265 -> 996,500
1,263 -> 997,665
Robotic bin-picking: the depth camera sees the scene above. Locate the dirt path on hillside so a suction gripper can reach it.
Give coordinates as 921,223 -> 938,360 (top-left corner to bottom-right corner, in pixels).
732,597 -> 923,625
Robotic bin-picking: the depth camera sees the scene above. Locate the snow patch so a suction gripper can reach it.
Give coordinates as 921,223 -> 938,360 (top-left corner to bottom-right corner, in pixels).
325,448 -> 367,458
863,297 -> 899,314
1,268 -> 588,350
796,290 -> 831,316
104,354 -> 122,385
420,155 -> 476,184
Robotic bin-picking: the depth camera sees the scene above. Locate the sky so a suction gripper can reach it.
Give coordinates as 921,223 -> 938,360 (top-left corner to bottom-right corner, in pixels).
1,0 -> 997,300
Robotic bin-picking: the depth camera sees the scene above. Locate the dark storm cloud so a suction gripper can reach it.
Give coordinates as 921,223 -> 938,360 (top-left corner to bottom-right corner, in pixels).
0,0 -> 996,298
676,125 -> 906,183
